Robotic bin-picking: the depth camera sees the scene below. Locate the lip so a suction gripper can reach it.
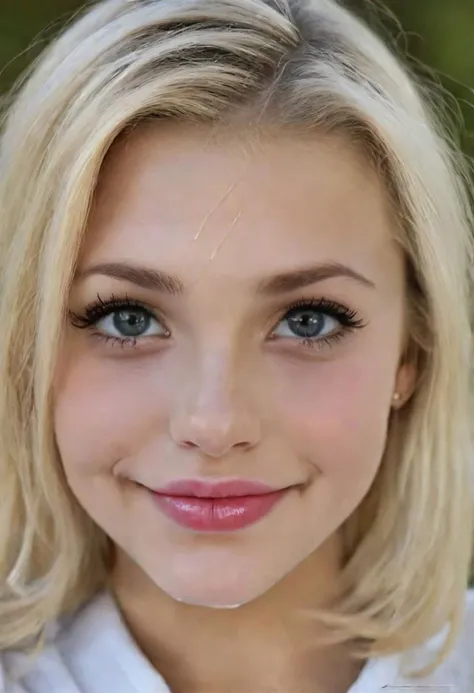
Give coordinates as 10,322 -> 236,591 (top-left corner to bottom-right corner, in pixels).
149,479 -> 289,532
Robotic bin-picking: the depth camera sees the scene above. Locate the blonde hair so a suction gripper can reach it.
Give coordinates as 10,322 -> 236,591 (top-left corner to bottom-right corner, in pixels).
0,0 -> 472,675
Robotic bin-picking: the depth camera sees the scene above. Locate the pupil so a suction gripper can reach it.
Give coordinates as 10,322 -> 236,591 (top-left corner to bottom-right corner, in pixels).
288,310 -> 323,338
114,310 -> 149,337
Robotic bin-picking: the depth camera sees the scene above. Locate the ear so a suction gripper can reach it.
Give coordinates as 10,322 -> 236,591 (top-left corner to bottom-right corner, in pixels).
392,358 -> 417,409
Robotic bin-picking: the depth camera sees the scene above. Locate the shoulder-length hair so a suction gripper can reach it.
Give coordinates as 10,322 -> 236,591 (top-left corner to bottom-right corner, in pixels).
0,0 -> 472,674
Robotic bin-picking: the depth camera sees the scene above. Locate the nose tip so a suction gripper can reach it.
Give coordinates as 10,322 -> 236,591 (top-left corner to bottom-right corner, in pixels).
171,409 -> 260,459
169,354 -> 262,458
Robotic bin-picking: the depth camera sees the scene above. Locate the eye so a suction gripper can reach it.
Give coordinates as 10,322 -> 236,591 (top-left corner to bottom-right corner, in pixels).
69,295 -> 170,345
272,305 -> 339,341
269,298 -> 365,348
95,307 -> 166,339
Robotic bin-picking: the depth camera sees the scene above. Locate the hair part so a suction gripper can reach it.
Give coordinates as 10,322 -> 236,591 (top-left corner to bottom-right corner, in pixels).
0,0 -> 472,676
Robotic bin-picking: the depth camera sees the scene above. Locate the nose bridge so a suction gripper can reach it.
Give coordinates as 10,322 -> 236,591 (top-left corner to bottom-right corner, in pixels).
170,342 -> 260,457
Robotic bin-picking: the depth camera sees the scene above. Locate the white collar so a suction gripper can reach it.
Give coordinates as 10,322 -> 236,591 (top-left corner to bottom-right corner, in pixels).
59,591 -> 402,692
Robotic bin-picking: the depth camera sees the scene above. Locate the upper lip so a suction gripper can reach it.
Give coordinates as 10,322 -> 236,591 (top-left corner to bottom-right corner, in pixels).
151,479 -> 284,498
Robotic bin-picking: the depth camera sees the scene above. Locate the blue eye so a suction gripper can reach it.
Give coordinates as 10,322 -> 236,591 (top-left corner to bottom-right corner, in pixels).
270,299 -> 365,347
273,307 -> 339,340
95,308 -> 166,339
69,295 -> 170,344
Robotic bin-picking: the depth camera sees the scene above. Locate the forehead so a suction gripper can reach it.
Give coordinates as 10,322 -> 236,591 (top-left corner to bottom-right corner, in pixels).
82,123 -> 401,289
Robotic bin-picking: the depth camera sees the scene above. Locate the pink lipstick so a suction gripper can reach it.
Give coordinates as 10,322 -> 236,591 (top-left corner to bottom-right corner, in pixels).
150,479 -> 288,532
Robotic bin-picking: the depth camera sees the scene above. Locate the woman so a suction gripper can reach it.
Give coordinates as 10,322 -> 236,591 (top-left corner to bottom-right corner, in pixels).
0,0 -> 472,691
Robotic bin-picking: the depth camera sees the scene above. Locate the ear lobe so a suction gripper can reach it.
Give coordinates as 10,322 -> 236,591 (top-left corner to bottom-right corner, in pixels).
393,360 -> 417,407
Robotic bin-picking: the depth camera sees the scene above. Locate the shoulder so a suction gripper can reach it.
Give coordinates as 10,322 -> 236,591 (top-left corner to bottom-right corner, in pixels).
392,589 -> 474,692
0,591 -> 166,693
0,593 -> 114,692
348,590 -> 474,692
0,629 -> 80,693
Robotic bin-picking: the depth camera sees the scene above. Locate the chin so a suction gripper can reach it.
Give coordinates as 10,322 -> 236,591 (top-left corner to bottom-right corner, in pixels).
153,572 -> 275,609
170,595 -> 245,609
143,551 -> 283,609
163,588 -> 264,610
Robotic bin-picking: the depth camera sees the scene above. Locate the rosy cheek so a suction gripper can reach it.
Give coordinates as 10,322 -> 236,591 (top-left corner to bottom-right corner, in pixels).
54,350 -> 172,476
272,356 -> 392,476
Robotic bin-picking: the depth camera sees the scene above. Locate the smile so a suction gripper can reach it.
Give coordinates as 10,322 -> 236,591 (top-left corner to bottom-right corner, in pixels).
148,479 -> 290,532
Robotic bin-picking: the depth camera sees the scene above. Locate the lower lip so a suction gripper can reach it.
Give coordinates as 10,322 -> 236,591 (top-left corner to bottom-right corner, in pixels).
151,489 -> 288,532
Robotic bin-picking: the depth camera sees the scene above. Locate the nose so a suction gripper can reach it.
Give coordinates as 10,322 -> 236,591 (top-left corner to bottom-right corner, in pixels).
169,353 -> 261,458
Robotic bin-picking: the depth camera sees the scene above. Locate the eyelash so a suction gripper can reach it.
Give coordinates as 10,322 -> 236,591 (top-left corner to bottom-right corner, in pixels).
69,293 -> 168,349
69,294 -> 365,351
276,298 -> 365,350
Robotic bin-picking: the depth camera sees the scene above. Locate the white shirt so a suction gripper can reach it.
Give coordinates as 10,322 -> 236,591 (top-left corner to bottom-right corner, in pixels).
1,590 -> 473,692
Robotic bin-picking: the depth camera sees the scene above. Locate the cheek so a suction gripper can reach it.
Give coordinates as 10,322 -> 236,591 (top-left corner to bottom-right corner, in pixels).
54,348 -> 172,478
274,350 -> 395,485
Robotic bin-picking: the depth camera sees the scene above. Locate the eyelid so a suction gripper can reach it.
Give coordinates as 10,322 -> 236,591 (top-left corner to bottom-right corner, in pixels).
69,293 -> 365,353
274,297 -> 364,327
267,296 -> 365,350
69,294 -> 169,330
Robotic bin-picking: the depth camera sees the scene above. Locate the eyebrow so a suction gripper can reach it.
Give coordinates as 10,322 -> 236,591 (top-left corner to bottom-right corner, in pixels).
74,261 -> 375,295
74,262 -> 185,295
256,262 -> 376,294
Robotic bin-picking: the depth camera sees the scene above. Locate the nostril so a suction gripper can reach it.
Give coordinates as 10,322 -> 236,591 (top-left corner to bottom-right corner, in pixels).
180,440 -> 199,449
181,440 -> 248,448
234,441 -> 252,450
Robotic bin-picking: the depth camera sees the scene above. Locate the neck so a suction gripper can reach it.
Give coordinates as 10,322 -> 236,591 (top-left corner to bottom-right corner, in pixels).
111,536 -> 363,693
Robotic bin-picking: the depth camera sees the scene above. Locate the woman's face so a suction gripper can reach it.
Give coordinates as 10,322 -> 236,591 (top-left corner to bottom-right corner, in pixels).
55,124 -> 411,608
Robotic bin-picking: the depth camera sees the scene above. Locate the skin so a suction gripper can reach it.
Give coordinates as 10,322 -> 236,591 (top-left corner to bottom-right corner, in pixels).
54,123 -> 415,693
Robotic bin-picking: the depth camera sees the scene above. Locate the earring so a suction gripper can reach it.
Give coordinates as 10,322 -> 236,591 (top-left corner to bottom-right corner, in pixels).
392,392 -> 401,403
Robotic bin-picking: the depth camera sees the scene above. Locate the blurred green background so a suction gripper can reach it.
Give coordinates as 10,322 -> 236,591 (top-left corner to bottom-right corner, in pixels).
0,0 -> 473,154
